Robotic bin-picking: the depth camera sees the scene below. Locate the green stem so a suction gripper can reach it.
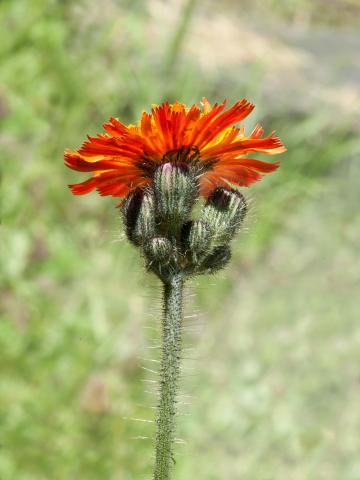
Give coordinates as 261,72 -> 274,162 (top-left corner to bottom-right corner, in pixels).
153,274 -> 184,480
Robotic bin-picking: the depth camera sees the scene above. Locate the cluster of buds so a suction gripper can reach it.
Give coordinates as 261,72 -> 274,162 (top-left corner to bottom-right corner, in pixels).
121,161 -> 247,284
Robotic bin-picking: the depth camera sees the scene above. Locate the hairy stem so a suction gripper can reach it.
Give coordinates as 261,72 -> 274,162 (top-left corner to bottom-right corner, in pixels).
153,274 -> 184,480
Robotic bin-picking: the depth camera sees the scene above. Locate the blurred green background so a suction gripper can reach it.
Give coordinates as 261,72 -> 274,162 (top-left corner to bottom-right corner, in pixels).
1,0 -> 360,479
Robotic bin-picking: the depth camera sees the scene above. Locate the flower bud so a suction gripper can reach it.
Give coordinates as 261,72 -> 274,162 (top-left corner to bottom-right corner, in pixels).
181,220 -> 211,263
154,163 -> 198,232
199,245 -> 231,274
200,187 -> 247,245
121,189 -> 155,245
144,237 -> 173,265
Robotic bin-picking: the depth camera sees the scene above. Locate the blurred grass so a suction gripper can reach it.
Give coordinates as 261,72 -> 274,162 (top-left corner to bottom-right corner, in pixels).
1,1 -> 359,479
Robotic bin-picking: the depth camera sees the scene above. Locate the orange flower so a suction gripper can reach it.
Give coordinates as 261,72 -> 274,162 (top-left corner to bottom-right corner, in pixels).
65,98 -> 285,198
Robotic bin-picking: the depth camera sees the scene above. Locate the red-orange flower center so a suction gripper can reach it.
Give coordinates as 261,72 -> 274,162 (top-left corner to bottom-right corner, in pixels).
64,98 -> 286,199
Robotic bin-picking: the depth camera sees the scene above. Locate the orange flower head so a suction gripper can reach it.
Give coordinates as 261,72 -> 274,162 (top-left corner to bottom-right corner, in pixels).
65,98 -> 286,199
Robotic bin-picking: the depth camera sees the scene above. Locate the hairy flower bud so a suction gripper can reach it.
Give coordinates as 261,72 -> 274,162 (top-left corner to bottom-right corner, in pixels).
200,187 -> 247,245
144,237 -> 173,264
121,189 -> 143,245
199,245 -> 231,274
181,220 -> 211,264
122,189 -> 155,245
154,163 -> 198,232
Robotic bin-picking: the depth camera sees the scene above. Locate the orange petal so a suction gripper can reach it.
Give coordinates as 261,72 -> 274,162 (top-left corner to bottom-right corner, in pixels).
103,117 -> 129,137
